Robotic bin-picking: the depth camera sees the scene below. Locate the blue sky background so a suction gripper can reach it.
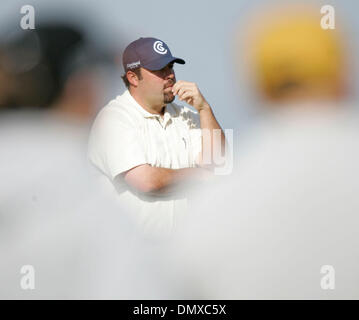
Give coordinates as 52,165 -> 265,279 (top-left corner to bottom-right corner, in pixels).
1,0 -> 359,130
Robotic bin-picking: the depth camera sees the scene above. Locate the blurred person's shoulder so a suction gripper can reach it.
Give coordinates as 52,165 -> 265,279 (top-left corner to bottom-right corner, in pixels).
240,103 -> 359,144
235,103 -> 359,178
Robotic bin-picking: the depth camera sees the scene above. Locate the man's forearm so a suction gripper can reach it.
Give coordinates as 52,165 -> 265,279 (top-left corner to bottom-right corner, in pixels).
147,166 -> 207,194
198,103 -> 226,164
123,164 -> 211,195
171,80 -> 226,165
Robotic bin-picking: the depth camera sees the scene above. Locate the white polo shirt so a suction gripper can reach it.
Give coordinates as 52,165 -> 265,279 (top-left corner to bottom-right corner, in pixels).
88,90 -> 202,236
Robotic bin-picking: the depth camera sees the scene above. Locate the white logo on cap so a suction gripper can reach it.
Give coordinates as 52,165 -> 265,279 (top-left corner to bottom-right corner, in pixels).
153,41 -> 168,55
127,60 -> 140,69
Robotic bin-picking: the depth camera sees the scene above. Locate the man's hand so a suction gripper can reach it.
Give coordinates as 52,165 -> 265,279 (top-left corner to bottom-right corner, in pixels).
172,80 -> 209,112
173,80 -> 227,169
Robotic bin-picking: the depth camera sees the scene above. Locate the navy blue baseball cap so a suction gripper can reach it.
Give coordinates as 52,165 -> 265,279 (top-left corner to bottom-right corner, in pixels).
122,37 -> 185,72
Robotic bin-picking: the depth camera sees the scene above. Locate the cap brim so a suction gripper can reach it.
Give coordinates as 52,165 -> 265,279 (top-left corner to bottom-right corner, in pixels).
143,56 -> 185,71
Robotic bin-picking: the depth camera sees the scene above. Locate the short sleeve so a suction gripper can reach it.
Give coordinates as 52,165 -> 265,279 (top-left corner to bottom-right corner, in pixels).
88,108 -> 147,180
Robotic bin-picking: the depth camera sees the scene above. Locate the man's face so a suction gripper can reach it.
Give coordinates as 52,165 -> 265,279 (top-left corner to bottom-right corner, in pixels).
138,62 -> 176,106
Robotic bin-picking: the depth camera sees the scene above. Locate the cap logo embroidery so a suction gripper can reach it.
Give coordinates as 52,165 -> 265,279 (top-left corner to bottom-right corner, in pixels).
153,41 -> 167,55
127,60 -> 140,69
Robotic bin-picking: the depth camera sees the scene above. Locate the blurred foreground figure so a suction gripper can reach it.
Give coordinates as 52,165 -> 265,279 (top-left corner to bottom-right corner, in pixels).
170,5 -> 359,299
0,23 -> 106,118
0,23 -> 164,299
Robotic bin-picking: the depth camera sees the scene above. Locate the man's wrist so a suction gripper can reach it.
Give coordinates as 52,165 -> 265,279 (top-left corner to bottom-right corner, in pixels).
198,102 -> 211,113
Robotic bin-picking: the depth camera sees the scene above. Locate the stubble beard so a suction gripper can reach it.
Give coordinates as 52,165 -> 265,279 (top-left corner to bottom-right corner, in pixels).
163,78 -> 175,104
164,92 -> 175,104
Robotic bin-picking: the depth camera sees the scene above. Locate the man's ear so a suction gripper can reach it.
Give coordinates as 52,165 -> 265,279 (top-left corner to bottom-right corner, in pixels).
127,70 -> 140,87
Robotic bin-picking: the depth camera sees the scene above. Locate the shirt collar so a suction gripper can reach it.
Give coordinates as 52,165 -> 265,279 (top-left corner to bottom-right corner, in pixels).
123,89 -> 177,120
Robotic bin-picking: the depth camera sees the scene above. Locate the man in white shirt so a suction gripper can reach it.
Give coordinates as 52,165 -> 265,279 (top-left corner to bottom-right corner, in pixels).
88,37 -> 225,236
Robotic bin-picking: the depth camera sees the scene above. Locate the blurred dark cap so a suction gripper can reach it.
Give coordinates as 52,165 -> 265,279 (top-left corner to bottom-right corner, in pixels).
0,23 -> 112,108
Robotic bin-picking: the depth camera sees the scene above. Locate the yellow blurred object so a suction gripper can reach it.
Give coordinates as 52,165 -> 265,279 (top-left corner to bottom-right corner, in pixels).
247,7 -> 344,100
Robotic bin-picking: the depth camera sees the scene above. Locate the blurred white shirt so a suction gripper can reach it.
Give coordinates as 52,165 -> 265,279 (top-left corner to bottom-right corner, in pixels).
0,111 -> 170,299
169,104 -> 359,299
